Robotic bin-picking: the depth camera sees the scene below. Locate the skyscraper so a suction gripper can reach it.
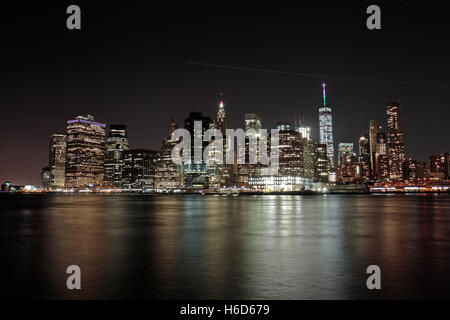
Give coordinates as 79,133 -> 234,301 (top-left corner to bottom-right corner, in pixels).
369,120 -> 380,173
245,113 -> 262,132
376,132 -> 387,155
336,143 -> 358,184
295,114 -> 311,140
315,143 -> 329,183
238,113 -> 263,187
358,134 -> 371,182
49,133 -> 66,188
303,139 -> 316,180
377,154 -> 391,182
277,122 -> 292,131
337,143 -> 354,167
216,92 -> 226,136
277,127 -> 303,177
104,124 -> 129,187
214,93 -> 232,188
65,115 -> 106,188
429,152 -> 449,180
318,83 -> 334,168
403,158 -> 425,183
122,149 -> 157,190
40,166 -> 51,190
184,112 -> 213,188
154,119 -> 183,190
375,132 -> 387,180
386,102 -> 406,181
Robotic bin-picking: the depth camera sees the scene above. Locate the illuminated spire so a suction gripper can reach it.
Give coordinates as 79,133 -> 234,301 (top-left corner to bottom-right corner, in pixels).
322,83 -> 326,106
219,92 -> 224,110
217,92 -> 226,135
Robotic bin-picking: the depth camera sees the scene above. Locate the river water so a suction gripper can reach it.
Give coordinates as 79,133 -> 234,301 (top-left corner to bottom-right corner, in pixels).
1,193 -> 449,299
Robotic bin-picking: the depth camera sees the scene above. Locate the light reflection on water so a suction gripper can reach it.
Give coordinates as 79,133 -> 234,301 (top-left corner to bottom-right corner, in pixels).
1,194 -> 449,299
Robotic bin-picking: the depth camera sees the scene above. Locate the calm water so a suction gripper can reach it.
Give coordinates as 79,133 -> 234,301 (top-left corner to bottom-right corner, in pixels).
1,193 -> 449,300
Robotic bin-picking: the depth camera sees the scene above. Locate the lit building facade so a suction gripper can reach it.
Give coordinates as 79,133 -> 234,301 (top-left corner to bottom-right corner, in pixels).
377,154 -> 391,182
248,175 -> 312,192
337,143 -> 354,167
40,166 -> 51,190
369,120 -> 381,172
315,143 -> 328,183
429,152 -> 449,180
214,93 -> 232,188
403,158 -> 425,183
122,149 -> 157,190
318,83 -> 334,168
386,102 -> 406,181
238,113 -> 263,187
49,133 -> 66,188
295,114 -> 311,140
358,134 -> 371,182
104,124 -> 129,187
183,112 -> 213,189
303,139 -> 316,180
277,122 -> 292,131
216,92 -> 226,135
65,115 -> 106,188
154,119 -> 183,189
278,129 -> 303,176
376,132 -> 387,155
374,132 -> 387,180
245,113 -> 262,132
337,143 -> 358,184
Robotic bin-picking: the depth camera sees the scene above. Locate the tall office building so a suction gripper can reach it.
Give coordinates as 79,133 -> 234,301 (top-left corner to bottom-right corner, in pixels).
293,114 -> 314,180
303,139 -> 316,180
318,83 -> 334,168
429,152 -> 449,180
386,102 -> 406,181
238,113 -> 263,186
377,154 -> 391,182
295,114 -> 311,140
337,143 -> 354,167
376,132 -> 387,155
122,149 -> 157,190
65,115 -> 106,188
403,159 -> 425,183
315,143 -> 329,183
40,166 -> 51,190
358,134 -> 371,181
278,128 -> 304,177
337,143 -> 357,184
154,119 -> 183,189
104,124 -> 129,187
277,122 -> 292,131
369,120 -> 381,172
216,92 -> 226,135
245,113 -> 262,132
359,135 -> 370,156
49,133 -> 66,188
214,93 -> 232,188
184,112 -> 214,188
374,132 -> 387,180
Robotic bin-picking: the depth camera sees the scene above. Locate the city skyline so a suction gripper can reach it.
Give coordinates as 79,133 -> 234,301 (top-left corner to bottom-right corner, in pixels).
2,83 -> 448,191
1,3 -> 449,185
2,87 -> 449,187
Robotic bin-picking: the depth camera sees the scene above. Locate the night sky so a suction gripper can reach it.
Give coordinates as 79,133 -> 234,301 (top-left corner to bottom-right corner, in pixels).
1,1 -> 449,185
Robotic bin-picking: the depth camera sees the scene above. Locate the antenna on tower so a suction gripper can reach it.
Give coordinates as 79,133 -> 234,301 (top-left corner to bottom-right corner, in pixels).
322,83 -> 327,106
